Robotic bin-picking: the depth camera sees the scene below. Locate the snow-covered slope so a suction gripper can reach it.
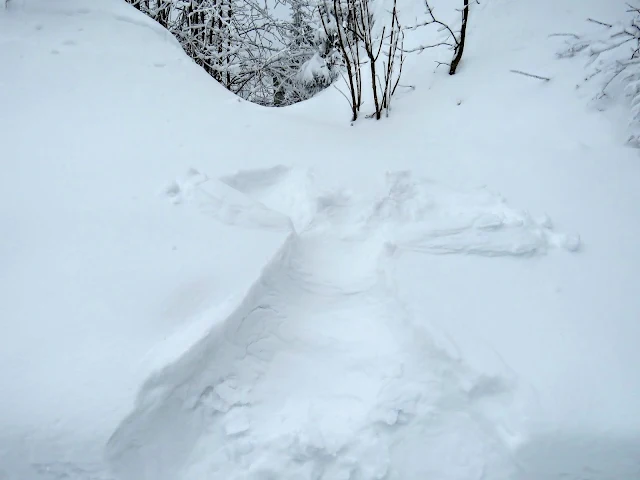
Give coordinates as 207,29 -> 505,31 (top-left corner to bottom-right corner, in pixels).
1,0 -> 639,479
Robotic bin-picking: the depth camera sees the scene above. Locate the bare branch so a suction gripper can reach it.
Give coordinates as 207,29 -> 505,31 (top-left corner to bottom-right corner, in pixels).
401,42 -> 454,54
509,69 -> 551,81
587,18 -> 613,28
549,33 -> 581,39
407,0 -> 471,74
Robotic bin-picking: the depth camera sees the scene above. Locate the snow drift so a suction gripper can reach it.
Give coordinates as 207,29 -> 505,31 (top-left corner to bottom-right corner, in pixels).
106,167 -> 577,480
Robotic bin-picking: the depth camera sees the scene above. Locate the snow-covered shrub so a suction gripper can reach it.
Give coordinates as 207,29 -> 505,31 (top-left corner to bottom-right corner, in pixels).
272,0 -> 340,106
318,0 -> 404,121
557,5 -> 640,146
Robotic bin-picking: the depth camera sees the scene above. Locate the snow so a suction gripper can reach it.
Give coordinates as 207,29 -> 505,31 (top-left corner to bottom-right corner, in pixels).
1,0 -> 640,479
108,167 -> 571,479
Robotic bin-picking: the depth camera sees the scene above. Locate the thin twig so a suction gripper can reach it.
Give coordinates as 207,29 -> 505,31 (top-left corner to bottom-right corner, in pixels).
400,41 -> 454,54
510,69 -> 551,81
548,33 -> 581,39
587,18 -> 613,28
601,62 -> 628,93
333,82 -> 353,108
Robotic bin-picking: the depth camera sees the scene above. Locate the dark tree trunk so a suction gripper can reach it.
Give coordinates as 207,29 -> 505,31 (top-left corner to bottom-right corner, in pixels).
157,1 -> 169,29
226,2 -> 232,87
273,75 -> 285,106
449,0 -> 469,75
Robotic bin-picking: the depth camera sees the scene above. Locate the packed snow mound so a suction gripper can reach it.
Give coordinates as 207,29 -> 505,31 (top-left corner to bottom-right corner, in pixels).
106,168 -> 578,480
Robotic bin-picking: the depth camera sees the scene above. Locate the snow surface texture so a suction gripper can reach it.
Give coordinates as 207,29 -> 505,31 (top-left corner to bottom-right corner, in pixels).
107,167 -> 577,480
3,0 -> 640,479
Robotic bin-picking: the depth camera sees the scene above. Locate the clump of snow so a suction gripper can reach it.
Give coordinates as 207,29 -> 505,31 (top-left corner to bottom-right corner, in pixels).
296,53 -> 336,86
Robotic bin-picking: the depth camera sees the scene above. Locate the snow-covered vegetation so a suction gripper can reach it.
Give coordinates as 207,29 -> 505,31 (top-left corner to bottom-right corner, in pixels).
556,2 -> 640,146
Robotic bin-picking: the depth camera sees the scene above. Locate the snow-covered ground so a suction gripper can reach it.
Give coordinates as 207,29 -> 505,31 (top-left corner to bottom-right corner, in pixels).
1,0 -> 639,479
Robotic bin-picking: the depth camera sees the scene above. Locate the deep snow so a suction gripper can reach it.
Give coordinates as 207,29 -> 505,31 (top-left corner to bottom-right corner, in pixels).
1,0 -> 640,479
106,167 -> 578,480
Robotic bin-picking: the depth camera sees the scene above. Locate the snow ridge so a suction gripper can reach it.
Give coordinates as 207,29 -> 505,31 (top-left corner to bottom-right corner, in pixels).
106,167 -> 578,480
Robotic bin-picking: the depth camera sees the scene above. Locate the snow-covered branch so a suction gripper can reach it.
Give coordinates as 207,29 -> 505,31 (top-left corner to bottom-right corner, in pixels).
557,3 -> 640,146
